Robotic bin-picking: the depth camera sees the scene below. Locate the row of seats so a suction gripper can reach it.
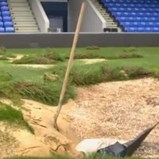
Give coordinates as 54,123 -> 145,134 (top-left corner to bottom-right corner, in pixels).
105,3 -> 159,8
0,6 -> 9,11
0,16 -> 12,21
101,0 -> 159,32
0,27 -> 14,32
109,7 -> 159,12
111,12 -> 159,17
0,0 -> 14,32
0,11 -> 10,16
117,16 -> 159,22
0,21 -> 13,27
120,21 -> 159,27
103,0 -> 159,3
0,2 -> 7,6
125,27 -> 159,32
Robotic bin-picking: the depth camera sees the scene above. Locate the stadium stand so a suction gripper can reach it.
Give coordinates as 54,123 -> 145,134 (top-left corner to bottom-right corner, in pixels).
0,0 -> 14,32
100,0 -> 159,32
9,0 -> 39,33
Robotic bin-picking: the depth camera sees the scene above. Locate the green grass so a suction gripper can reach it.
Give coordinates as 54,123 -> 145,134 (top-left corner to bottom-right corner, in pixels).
4,154 -> 150,159
13,51 -> 65,64
50,61 -> 153,86
0,47 -> 159,105
1,46 -> 159,159
0,102 -> 34,134
14,81 -> 75,106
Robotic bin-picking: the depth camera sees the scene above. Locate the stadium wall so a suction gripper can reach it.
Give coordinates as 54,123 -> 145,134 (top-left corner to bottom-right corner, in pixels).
1,33 -> 159,48
68,0 -> 106,32
29,0 -> 49,32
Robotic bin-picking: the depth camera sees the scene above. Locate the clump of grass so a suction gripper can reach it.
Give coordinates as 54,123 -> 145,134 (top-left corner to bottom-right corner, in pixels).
44,48 -> 65,62
0,83 -> 22,106
73,51 -> 143,60
14,81 -> 75,105
13,55 -> 54,64
117,53 -> 143,59
13,50 -> 64,64
153,71 -> 159,79
70,63 -> 105,86
86,46 -> 100,50
0,56 -> 8,60
6,54 -> 17,58
122,66 -> 152,79
123,47 -> 138,53
0,102 -> 34,134
73,51 -> 104,59
52,62 -> 154,87
0,46 -> 7,55
0,71 -> 12,82
101,66 -> 128,81
117,47 -> 143,59
52,63 -> 128,86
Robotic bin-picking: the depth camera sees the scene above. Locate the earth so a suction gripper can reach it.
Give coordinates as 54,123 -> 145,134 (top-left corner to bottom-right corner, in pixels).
0,78 -> 159,158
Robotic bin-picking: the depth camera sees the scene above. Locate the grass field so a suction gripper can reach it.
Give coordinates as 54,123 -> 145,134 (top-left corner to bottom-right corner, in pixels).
0,47 -> 159,159
1,47 -> 159,83
4,154 -> 147,159
0,46 -> 159,112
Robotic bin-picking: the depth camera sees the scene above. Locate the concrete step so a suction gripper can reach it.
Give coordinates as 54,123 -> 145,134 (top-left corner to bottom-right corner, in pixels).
14,23 -> 38,27
9,3 -> 29,6
13,19 -> 36,22
15,28 -> 39,31
16,30 -> 39,33
8,0 -> 28,2
15,27 -> 39,30
105,19 -> 114,23
10,8 -> 31,11
12,15 -> 35,19
14,21 -> 37,25
9,0 -> 40,33
11,12 -> 33,15
91,0 -> 120,32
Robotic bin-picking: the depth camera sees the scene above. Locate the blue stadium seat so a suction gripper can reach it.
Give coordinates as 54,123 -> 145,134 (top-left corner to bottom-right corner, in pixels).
0,27 -> 5,32
0,21 -> 3,27
5,27 -> 14,32
101,0 -> 159,32
3,16 -> 12,21
2,11 -> 10,16
4,21 -> 13,27
1,6 -> 9,11
0,2 -> 7,6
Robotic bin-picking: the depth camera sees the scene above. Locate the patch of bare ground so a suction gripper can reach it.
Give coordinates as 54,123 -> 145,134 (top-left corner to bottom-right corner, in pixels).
78,59 -> 106,64
67,78 -> 159,158
14,64 -> 54,68
0,99 -> 79,158
1,78 -> 159,158
8,55 -> 24,62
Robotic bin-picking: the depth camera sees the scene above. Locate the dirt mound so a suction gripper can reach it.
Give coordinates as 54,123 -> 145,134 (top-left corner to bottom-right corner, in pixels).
68,78 -> 159,157
0,78 -> 159,158
0,99 -> 78,158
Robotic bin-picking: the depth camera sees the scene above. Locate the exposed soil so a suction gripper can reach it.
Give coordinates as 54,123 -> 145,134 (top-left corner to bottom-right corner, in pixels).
0,78 -> 159,158
15,64 -> 54,68
69,78 -> 159,157
8,55 -> 24,62
78,59 -> 106,64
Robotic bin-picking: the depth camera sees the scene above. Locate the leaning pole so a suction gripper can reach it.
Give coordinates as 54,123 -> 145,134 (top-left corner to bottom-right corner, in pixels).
53,2 -> 86,131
